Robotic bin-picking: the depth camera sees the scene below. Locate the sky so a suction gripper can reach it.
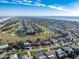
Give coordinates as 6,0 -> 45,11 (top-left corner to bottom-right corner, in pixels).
0,0 -> 79,16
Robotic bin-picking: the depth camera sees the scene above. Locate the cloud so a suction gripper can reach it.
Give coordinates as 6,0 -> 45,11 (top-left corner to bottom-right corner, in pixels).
61,9 -> 79,16
0,0 -> 17,4
15,1 -> 23,3
23,3 -> 31,5
15,0 -> 32,5
0,0 -> 70,11
48,5 -> 70,11
23,0 -> 32,3
0,0 -> 31,5
33,2 -> 46,7
0,1 -> 10,3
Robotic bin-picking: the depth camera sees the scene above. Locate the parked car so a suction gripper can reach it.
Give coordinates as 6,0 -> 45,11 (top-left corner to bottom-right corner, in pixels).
23,43 -> 32,50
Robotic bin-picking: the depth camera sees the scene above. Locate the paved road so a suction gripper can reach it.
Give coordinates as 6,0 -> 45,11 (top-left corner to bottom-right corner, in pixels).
75,56 -> 79,59
21,45 -> 59,52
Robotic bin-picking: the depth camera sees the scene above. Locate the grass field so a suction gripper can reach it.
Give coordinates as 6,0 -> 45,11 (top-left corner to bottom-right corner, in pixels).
0,22 -> 61,43
0,31 -> 51,43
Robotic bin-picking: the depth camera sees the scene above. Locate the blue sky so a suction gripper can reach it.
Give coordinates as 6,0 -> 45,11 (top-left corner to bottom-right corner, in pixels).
0,0 -> 79,16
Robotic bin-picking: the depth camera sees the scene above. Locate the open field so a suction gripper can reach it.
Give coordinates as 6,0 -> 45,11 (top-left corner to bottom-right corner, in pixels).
0,31 -> 51,43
